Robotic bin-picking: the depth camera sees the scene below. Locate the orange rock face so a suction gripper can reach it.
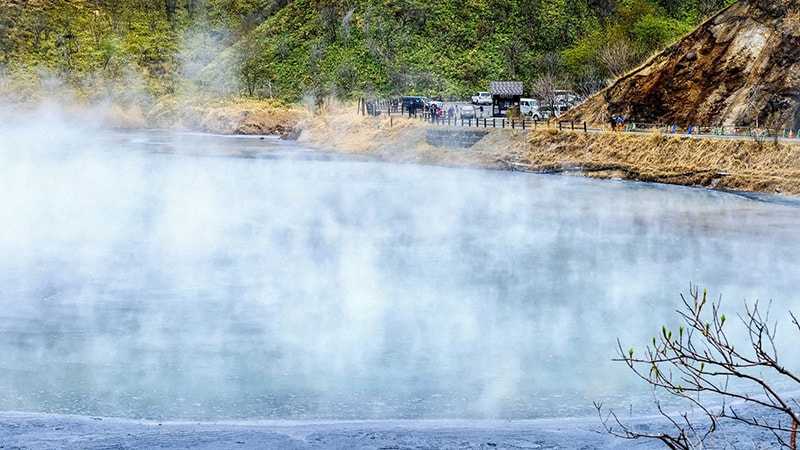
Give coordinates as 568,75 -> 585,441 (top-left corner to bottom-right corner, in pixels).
570,0 -> 800,129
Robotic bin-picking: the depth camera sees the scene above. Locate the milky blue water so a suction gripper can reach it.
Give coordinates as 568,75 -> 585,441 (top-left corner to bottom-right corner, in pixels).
1,132 -> 798,420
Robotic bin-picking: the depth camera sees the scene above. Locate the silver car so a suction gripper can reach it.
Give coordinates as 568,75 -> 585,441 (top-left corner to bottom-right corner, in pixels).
459,105 -> 476,120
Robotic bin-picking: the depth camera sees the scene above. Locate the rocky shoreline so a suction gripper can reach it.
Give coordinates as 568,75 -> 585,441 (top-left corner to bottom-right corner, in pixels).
0,407 -> 783,449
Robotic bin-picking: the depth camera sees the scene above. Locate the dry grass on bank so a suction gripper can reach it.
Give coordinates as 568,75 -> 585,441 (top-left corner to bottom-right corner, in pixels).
0,87 -> 307,135
148,97 -> 307,135
300,105 -> 800,195
298,103 -> 508,168
298,106 -> 800,195
298,102 -> 415,153
518,131 -> 800,194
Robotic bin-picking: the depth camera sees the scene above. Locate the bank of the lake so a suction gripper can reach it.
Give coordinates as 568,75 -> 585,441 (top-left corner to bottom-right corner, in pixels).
298,107 -> 800,196
7,95 -> 800,196
0,96 -> 308,138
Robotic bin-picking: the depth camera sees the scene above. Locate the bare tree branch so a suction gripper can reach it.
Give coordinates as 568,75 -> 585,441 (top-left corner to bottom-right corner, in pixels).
599,285 -> 799,448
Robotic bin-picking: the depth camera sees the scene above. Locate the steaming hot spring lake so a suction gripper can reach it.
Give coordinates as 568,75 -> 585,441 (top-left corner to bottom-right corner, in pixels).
1,130 -> 799,422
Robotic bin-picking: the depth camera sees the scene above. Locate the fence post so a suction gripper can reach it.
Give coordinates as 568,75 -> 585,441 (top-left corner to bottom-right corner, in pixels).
483,118 -> 487,128
534,119 -> 537,130
390,116 -> 393,127
571,121 -> 575,131
522,120 -> 526,130
502,119 -> 505,128
512,119 -> 515,129
559,121 -> 562,131
583,122 -> 587,133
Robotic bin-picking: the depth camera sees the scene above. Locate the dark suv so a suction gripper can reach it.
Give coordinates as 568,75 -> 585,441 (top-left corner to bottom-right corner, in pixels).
401,96 -> 427,111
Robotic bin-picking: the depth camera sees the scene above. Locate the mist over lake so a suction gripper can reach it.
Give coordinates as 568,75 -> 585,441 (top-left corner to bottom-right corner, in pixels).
0,128 -> 797,423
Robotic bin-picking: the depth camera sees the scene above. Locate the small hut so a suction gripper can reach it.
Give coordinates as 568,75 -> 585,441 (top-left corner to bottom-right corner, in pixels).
490,81 -> 523,117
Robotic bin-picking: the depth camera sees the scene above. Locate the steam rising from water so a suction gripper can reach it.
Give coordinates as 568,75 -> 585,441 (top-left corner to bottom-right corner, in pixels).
1,117 -> 799,420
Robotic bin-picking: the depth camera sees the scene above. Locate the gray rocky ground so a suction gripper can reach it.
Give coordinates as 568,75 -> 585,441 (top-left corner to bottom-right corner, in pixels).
0,410 -> 782,449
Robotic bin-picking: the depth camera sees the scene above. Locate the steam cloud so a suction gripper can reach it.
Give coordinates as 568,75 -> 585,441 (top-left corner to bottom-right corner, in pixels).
0,109 -> 799,421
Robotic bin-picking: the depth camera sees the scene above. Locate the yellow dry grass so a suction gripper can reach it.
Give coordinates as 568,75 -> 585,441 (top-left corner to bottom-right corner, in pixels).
296,105 -> 800,196
148,96 -> 307,135
96,103 -> 148,129
521,131 -> 800,194
298,102 -> 507,169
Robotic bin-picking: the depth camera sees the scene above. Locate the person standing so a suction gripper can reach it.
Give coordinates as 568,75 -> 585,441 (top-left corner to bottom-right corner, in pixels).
615,114 -> 625,131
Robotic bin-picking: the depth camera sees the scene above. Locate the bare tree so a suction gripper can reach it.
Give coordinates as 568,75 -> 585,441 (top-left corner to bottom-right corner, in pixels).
536,52 -> 563,78
599,286 -> 800,449
744,85 -> 767,129
340,7 -> 355,40
588,0 -> 617,23
597,40 -> 639,79
531,73 -> 559,116
595,393 -> 716,449
572,67 -> 606,99
306,41 -> 328,110
503,36 -> 529,79
318,4 -> 339,42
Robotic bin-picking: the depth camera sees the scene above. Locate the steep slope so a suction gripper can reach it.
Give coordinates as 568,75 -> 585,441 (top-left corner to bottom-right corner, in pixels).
569,0 -> 800,129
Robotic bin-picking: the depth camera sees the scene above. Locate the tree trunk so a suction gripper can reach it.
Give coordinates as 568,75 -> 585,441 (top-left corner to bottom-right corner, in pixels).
185,0 -> 198,18
164,0 -> 177,23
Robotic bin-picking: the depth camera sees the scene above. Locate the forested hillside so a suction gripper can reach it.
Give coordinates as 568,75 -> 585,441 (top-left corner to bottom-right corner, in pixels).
0,0 -> 735,103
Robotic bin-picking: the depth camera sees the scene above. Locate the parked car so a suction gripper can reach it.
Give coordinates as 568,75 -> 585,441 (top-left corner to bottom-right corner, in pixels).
538,106 -> 558,119
471,91 -> 492,105
401,96 -> 426,111
459,105 -> 476,120
555,102 -> 571,115
554,90 -> 581,107
520,98 -> 546,120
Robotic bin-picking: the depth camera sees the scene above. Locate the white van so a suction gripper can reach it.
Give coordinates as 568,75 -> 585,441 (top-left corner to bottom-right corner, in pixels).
520,98 -> 547,119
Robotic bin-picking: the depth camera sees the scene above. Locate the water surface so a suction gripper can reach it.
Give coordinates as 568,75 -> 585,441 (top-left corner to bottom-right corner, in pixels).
1,131 -> 798,420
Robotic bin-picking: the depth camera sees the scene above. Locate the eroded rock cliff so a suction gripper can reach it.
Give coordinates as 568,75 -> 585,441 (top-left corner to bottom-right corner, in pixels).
570,0 -> 800,129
